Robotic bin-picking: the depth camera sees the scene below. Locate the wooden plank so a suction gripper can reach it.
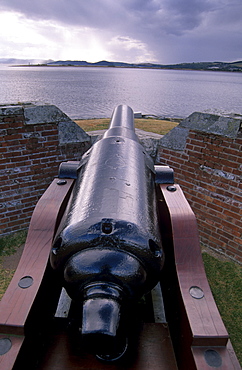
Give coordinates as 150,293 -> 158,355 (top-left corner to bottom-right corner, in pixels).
159,184 -> 228,346
0,178 -> 74,368
158,184 -> 241,368
0,335 -> 24,369
192,342 -> 241,369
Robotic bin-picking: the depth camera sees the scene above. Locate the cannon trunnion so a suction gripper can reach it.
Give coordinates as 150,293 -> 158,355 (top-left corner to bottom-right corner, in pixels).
0,105 -> 240,369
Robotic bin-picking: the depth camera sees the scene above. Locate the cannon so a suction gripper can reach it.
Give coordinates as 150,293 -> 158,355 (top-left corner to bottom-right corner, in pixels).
0,105 -> 240,369
50,105 -> 165,359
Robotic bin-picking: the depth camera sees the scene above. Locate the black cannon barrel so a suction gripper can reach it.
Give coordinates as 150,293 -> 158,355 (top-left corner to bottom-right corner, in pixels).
50,105 -> 164,359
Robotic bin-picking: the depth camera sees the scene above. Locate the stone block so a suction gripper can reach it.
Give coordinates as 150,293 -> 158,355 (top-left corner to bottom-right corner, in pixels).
24,103 -> 70,125
181,112 -> 241,138
0,104 -> 23,116
159,126 -> 190,151
58,120 -> 90,144
135,128 -> 162,158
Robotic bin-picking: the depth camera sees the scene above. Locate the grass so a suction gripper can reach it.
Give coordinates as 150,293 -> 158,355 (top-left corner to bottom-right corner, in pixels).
74,118 -> 179,135
0,268 -> 15,300
0,230 -> 27,256
0,230 -> 27,299
202,252 -> 242,365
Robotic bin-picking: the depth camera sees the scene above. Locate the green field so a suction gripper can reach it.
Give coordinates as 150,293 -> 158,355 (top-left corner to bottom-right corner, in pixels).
74,117 -> 179,135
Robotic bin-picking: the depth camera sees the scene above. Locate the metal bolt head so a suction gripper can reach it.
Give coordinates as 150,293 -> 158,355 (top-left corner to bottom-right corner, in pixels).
57,179 -> 67,185
204,349 -> 222,367
0,338 -> 12,355
166,185 -> 177,192
189,286 -> 204,299
18,276 -> 33,289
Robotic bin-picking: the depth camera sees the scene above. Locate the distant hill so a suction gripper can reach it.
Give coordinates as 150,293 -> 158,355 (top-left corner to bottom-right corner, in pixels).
163,61 -> 242,72
2,58 -> 242,72
46,60 -> 138,67
46,60 -> 242,72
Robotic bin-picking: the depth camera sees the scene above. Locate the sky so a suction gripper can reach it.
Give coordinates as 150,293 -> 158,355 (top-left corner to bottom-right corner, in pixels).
0,0 -> 241,64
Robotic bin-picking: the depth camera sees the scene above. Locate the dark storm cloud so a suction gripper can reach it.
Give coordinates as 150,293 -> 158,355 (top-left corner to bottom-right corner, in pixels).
1,0 -> 242,63
0,0 -> 216,33
0,0 -> 222,32
0,0 -> 125,28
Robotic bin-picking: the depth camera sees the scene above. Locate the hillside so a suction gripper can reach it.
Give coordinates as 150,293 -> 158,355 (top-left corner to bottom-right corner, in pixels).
46,60 -> 242,72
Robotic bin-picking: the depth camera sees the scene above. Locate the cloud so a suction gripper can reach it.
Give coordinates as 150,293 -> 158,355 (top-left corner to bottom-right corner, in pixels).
0,0 -> 242,63
0,0 -> 237,34
108,36 -> 156,62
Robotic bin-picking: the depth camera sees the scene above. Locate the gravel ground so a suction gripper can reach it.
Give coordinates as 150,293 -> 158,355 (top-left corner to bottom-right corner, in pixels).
1,244 -> 25,270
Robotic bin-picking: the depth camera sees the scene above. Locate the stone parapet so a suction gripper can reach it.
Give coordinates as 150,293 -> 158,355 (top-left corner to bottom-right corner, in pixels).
0,102 -> 91,235
157,112 -> 242,264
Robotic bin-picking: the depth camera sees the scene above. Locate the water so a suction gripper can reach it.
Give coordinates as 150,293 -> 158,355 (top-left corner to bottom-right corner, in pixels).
0,65 -> 241,119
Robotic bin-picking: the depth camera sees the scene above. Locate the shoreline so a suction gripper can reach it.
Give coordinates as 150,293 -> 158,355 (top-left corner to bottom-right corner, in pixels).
10,64 -> 242,73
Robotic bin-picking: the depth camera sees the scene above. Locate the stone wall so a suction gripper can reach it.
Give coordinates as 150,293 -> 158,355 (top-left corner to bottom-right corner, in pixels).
0,103 -> 91,235
157,112 -> 242,264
